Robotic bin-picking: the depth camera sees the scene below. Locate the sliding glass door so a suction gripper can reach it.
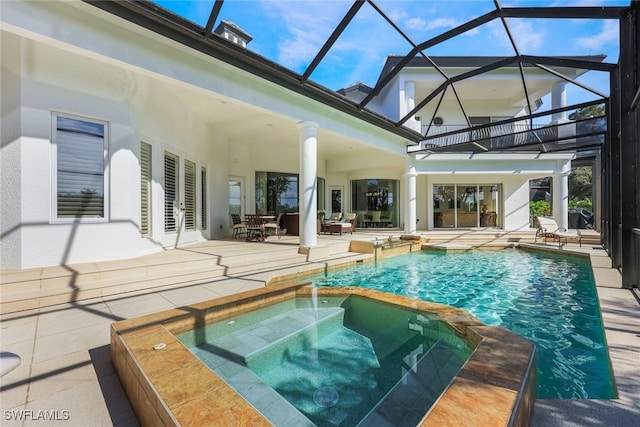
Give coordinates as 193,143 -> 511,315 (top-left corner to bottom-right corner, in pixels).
433,184 -> 501,228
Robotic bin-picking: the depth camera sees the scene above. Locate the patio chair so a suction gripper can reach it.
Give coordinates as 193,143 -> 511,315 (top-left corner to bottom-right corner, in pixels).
370,211 -> 381,227
230,213 -> 246,239
264,212 -> 283,239
327,213 -> 357,235
535,216 -> 581,247
244,214 -> 265,242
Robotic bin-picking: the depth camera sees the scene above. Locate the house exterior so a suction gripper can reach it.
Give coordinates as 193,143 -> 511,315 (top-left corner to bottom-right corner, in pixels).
1,1 -> 589,270
339,55 -> 605,232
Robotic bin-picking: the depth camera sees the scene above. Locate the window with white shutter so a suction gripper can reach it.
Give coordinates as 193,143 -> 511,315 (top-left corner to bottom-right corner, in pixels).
53,113 -> 108,221
140,142 -> 152,236
164,152 -> 179,232
201,167 -> 207,230
184,160 -> 196,231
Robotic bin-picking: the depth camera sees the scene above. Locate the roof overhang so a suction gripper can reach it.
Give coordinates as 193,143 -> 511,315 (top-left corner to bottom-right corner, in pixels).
83,0 -> 424,144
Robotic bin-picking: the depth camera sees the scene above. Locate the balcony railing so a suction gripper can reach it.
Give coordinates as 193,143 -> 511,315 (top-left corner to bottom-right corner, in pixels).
412,116 -> 606,153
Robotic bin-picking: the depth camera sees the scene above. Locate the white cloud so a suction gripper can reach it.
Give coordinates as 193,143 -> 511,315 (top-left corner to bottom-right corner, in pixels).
259,0 -> 348,69
387,8 -> 409,23
277,38 -> 323,69
405,17 -> 427,30
403,13 -> 462,32
511,21 -> 545,52
575,20 -> 619,50
425,17 -> 463,31
489,19 -> 545,53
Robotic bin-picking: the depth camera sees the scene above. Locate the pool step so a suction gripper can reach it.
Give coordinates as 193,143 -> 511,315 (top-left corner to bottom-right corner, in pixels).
207,307 -> 346,366
358,339 -> 463,427
0,240 -> 369,314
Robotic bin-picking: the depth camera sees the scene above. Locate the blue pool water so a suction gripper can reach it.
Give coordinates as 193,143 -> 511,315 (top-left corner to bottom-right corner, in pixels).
305,249 -> 616,399
177,296 -> 475,426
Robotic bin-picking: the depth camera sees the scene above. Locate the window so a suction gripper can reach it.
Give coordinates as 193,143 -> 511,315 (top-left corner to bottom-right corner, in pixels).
255,172 -> 299,214
330,186 -> 343,213
184,160 -> 196,231
53,113 -> 108,220
201,167 -> 207,230
140,142 -> 152,235
317,177 -> 326,213
164,152 -> 179,232
255,172 -> 324,215
229,179 -> 242,219
351,179 -> 399,228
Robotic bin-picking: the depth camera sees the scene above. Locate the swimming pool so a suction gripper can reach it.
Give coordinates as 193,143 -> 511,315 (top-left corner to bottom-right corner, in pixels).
304,248 -> 616,399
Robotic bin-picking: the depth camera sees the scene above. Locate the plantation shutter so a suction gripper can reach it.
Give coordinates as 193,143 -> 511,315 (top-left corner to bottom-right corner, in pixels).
56,116 -> 105,218
184,160 -> 196,231
140,142 -> 152,236
201,167 -> 207,230
164,152 -> 178,232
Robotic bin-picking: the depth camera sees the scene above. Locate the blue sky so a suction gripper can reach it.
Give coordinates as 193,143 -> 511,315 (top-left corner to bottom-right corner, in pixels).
154,0 -> 629,105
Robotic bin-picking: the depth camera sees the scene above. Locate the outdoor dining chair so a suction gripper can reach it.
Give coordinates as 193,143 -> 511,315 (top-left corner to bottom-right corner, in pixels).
231,213 -> 246,239
263,212 -> 283,239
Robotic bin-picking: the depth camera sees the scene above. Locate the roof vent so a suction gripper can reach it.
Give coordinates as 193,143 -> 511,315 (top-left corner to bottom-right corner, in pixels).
213,20 -> 253,48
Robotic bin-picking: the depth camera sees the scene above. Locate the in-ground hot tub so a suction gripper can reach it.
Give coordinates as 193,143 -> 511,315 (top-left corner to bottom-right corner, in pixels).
176,294 -> 475,426
110,282 -> 536,426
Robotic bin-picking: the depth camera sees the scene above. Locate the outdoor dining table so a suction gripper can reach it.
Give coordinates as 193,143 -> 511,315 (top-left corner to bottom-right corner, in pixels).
245,215 -> 275,242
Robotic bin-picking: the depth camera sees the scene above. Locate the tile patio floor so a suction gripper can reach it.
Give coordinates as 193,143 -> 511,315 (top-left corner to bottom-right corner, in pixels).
1,232 -> 638,426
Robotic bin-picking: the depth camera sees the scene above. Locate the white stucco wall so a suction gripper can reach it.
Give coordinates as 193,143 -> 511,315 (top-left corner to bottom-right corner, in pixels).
415,152 -> 575,231
0,32 -> 228,268
10,49 -> 226,268
0,55 -> 23,268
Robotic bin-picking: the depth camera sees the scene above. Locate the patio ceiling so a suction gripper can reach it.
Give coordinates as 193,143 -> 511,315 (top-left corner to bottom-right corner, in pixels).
84,0 -> 631,154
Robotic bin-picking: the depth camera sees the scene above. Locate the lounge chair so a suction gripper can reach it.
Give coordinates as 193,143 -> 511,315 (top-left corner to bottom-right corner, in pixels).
230,213 -> 246,239
535,216 -> 581,247
327,213 -> 357,235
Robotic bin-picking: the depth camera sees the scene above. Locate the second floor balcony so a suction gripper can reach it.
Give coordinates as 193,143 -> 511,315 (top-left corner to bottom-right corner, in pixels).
413,116 -> 606,153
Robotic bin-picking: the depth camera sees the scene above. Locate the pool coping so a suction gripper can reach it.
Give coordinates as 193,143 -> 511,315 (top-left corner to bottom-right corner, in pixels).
110,281 -> 536,426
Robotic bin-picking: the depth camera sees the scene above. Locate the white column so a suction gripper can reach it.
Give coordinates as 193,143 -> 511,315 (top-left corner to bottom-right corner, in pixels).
405,80 -> 421,132
553,170 -> 570,230
551,81 -> 567,123
297,121 -> 319,248
404,161 -> 418,234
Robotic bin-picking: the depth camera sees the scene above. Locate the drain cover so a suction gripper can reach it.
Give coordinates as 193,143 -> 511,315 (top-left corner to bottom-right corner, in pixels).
313,387 -> 339,407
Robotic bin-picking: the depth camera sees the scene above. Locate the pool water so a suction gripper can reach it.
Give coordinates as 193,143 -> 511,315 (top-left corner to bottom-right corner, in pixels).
306,249 -> 616,399
177,296 -> 474,426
